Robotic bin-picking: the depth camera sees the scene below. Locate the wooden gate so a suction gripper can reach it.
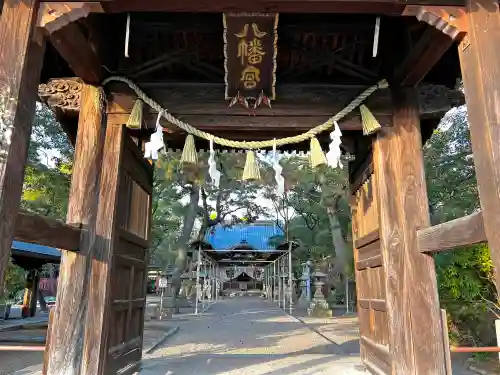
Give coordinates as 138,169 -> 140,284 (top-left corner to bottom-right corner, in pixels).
100,126 -> 153,375
349,90 -> 449,375
351,174 -> 391,374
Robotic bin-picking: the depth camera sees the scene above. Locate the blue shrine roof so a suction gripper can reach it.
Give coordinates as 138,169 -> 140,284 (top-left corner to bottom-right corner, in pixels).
11,240 -> 60,259
204,222 -> 283,251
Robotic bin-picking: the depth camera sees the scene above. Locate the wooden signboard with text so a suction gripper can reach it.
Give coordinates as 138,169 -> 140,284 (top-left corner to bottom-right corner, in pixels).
223,13 -> 278,109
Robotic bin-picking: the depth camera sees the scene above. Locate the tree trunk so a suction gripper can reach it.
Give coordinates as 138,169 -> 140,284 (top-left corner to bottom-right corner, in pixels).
327,208 -> 349,276
169,184 -> 200,313
37,289 -> 48,312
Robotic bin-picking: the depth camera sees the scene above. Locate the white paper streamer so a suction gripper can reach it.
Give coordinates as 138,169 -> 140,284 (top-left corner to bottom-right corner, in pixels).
208,138 -> 221,188
125,13 -> 131,58
144,111 -> 165,160
373,16 -> 380,58
273,140 -> 285,196
326,121 -> 343,169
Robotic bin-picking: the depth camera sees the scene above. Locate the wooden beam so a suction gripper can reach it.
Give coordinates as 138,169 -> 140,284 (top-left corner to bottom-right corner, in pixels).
107,112 -> 374,132
104,0 -> 408,14
45,85 -> 106,375
458,0 -> 500,295
82,124 -> 125,375
373,87 -> 446,374
394,6 -> 467,87
48,21 -> 102,84
14,212 -> 81,251
393,26 -> 456,87
354,229 -> 380,249
40,79 -> 464,127
360,336 -> 391,366
441,309 -> 453,375
0,0 -> 45,297
106,84 -> 394,118
418,211 -> 487,254
106,82 -> 462,119
37,2 -> 103,33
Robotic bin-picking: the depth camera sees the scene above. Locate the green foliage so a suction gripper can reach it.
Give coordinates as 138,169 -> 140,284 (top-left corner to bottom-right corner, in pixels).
262,156 -> 352,284
1,258 -> 25,302
425,105 -> 497,346
21,104 -> 73,220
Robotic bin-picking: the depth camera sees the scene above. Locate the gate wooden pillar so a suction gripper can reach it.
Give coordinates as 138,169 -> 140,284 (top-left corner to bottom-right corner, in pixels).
0,0 -> 45,294
45,85 -> 106,375
373,88 -> 445,375
81,123 -> 126,375
458,0 -> 500,293
91,123 -> 152,375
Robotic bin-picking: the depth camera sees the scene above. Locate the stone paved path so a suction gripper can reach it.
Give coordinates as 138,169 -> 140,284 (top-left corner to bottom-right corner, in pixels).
140,297 -> 363,375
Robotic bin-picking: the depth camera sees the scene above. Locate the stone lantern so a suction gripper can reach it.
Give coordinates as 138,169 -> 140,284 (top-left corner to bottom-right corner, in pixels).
298,262 -> 311,309
307,266 -> 332,317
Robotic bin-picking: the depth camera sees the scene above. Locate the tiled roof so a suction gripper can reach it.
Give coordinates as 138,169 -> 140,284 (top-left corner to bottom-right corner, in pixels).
205,222 -> 283,251
11,241 -> 60,258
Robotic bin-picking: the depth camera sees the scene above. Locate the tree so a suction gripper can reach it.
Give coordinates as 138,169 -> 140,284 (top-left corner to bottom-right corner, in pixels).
424,105 -> 497,346
197,152 -> 268,240
21,104 -> 73,220
1,258 -> 24,301
153,151 -> 268,310
262,155 -> 353,292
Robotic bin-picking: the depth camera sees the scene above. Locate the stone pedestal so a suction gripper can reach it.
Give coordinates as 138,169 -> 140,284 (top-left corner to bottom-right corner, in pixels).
308,300 -> 332,317
297,280 -> 309,309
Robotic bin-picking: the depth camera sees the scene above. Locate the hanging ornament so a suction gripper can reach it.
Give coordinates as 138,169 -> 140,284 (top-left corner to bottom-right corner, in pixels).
272,140 -> 285,196
360,105 -> 382,135
326,121 -> 343,169
209,212 -> 217,221
180,134 -> 198,166
242,150 -> 261,181
125,13 -> 131,58
372,16 -> 381,58
229,91 -> 249,109
254,91 -> 272,109
144,110 -> 165,160
208,138 -> 221,188
126,99 -> 143,129
310,137 -> 327,169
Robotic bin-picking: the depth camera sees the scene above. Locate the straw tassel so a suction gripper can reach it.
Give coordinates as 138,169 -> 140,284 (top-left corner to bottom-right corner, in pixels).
360,105 -> 382,135
242,151 -> 261,181
180,134 -> 198,166
310,137 -> 327,169
126,99 -> 144,129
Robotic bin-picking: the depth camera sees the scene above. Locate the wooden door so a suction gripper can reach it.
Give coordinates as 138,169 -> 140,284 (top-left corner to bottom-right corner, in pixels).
351,175 -> 391,374
104,129 -> 153,375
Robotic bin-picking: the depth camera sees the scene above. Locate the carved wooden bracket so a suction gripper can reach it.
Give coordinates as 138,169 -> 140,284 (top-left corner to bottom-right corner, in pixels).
37,2 -> 103,34
403,5 -> 467,41
38,78 -> 83,112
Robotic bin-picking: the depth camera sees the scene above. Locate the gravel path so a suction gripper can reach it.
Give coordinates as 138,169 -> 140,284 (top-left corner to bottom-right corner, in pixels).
0,329 -> 45,375
140,297 -> 363,375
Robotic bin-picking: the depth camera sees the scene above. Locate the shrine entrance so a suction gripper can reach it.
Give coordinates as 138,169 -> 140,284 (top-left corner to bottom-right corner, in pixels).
0,1 -> 499,375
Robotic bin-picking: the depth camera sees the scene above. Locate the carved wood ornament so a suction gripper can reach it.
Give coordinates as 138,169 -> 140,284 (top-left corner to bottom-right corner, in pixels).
38,78 -> 83,112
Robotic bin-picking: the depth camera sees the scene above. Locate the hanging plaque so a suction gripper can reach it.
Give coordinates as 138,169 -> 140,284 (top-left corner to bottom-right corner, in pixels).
223,13 -> 278,109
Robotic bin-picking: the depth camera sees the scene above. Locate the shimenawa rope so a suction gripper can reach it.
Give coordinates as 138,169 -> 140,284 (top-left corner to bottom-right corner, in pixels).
101,76 -> 388,149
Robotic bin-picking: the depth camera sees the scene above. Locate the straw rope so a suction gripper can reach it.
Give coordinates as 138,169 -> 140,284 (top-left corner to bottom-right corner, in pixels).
101,76 -> 388,149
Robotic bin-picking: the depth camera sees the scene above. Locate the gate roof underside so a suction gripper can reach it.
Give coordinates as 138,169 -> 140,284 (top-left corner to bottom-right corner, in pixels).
36,8 -> 464,156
